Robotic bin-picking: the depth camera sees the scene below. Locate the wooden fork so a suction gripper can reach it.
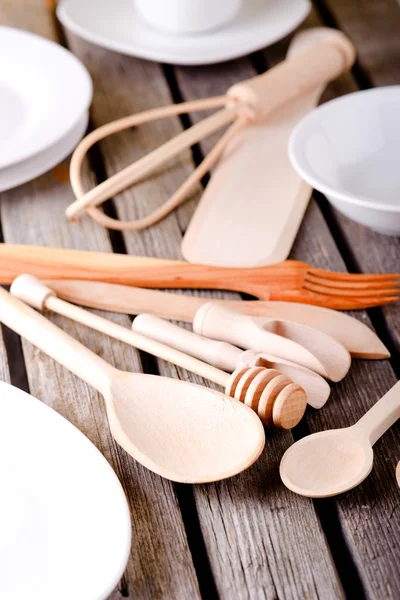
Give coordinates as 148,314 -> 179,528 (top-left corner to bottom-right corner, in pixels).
0,245 -> 398,310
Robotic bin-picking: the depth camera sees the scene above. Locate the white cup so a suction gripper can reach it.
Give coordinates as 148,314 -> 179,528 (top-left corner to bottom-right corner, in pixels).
134,0 -> 243,35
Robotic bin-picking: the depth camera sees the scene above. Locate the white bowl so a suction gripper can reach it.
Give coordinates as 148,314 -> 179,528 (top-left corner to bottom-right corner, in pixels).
289,86 -> 400,236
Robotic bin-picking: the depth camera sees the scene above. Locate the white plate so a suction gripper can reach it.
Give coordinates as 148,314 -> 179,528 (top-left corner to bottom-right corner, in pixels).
289,86 -> 400,236
0,26 -> 92,169
57,0 -> 311,66
0,381 -> 131,600
0,112 -> 88,192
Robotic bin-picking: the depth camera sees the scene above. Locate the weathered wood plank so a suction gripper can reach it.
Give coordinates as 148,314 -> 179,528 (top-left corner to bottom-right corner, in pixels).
0,5 -> 201,599
67,27 -> 347,599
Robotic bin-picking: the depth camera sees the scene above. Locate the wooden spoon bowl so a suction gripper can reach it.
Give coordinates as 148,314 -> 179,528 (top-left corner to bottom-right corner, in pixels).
280,381 -> 400,497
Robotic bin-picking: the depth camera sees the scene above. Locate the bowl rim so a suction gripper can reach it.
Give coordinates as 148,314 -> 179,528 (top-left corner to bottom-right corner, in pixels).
289,86 -> 400,214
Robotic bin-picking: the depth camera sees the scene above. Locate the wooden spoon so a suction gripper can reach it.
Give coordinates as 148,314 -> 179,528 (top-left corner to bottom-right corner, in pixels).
396,462 -> 400,487
194,303 -> 351,382
11,275 -> 307,429
280,381 -> 400,497
0,285 -> 265,483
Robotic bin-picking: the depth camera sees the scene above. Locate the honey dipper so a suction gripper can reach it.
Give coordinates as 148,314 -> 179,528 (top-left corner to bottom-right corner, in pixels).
12,275 -> 307,429
65,28 -> 355,231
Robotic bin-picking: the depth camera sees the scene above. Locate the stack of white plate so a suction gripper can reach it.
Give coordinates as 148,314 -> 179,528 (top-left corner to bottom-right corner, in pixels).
0,26 -> 92,192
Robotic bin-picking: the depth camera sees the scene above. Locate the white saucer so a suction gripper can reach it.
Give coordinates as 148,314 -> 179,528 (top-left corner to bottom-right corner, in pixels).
57,0 -> 311,66
0,381 -> 131,600
0,26 -> 92,169
0,112 -> 88,192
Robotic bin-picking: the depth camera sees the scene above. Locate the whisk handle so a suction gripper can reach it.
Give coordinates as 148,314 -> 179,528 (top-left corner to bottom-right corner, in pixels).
228,28 -> 355,121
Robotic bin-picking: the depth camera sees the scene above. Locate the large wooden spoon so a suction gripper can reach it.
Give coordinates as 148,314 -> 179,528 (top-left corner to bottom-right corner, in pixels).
0,286 -> 264,483
280,381 -> 400,497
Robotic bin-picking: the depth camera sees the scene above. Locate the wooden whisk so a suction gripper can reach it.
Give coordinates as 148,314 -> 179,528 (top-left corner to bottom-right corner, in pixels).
12,275 -> 307,429
66,28 -> 355,231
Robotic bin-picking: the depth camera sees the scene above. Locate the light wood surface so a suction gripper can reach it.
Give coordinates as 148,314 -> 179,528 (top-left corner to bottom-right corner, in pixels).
3,282 -> 266,482
194,303 -> 351,381
12,275 -> 307,429
132,313 -> 331,409
41,279 -> 390,359
0,243 -> 398,309
280,380 -> 400,497
2,1 -> 400,598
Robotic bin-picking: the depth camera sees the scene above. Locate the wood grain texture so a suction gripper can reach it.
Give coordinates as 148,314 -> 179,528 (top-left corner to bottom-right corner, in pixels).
0,4 -> 200,599
64,24 -> 344,600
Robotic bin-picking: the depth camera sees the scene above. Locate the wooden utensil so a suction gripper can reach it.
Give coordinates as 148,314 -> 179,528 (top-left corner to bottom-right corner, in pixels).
11,275 -> 307,429
65,29 -> 355,233
0,284 -> 266,483
182,29 -> 336,267
41,279 -> 390,359
396,462 -> 400,487
280,380 -> 400,498
132,314 -> 331,409
1,244 -> 399,310
194,303 -> 351,382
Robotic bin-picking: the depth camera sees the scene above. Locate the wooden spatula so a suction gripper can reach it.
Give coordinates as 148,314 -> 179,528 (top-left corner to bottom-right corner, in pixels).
182,29 -> 347,266
194,303 -> 351,382
41,279 -> 389,359
280,380 -> 400,497
0,285 -> 265,483
132,313 -> 331,409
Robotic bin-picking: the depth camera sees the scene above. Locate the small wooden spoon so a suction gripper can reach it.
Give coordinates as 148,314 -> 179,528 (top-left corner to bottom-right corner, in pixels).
280,381 -> 400,497
0,286 -> 265,483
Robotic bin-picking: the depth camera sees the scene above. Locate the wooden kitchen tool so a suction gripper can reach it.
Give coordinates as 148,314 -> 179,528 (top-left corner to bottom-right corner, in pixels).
65,28 -> 355,238
182,28 -> 350,266
280,380 -> 400,497
1,244 -> 399,310
132,313 -> 331,409
396,462 -> 400,487
194,303 -> 351,382
11,275 -> 307,429
41,279 -> 390,359
0,282 -> 265,483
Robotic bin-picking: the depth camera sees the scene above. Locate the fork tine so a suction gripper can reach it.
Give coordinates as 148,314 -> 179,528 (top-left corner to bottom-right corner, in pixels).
305,272 -> 400,291
304,281 -> 400,298
300,293 -> 399,310
308,267 -> 400,283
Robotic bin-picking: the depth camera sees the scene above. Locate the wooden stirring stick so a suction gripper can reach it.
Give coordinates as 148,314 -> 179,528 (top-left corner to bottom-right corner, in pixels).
194,303 -> 351,382
11,275 -> 307,429
280,381 -> 400,498
0,283 -> 266,483
132,313 -> 331,409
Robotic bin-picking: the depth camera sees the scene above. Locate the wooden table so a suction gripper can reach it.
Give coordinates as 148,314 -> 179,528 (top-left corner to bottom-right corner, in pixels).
1,1 -> 400,598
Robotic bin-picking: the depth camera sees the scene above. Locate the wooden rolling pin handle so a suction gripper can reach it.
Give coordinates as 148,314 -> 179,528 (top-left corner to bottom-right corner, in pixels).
132,314 -> 242,372
228,28 -> 356,121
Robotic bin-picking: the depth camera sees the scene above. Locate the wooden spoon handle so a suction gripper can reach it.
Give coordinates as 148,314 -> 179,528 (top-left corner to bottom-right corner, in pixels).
0,284 -> 114,394
10,275 -> 230,388
353,380 -> 400,446
132,314 -> 242,372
